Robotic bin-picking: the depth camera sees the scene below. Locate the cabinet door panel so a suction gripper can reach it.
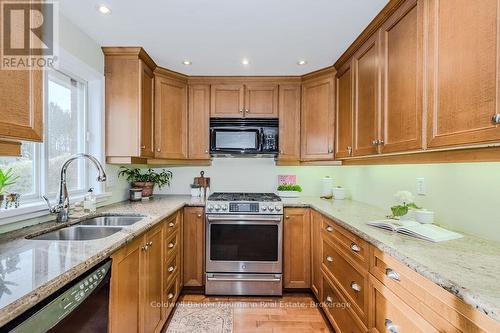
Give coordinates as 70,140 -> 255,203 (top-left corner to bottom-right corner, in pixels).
283,208 -> 311,288
336,64 -> 354,158
427,0 -> 500,147
155,76 -> 188,159
310,210 -> 322,298
278,84 -> 301,161
301,76 -> 335,160
183,207 -> 205,286
244,84 -> 278,117
141,63 -> 155,158
210,84 -> 244,118
188,85 -> 210,159
354,36 -> 379,156
380,0 -> 423,154
142,226 -> 163,333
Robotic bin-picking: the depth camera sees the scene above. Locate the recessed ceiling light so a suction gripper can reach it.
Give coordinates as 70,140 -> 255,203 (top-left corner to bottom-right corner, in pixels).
182,60 -> 192,66
297,60 -> 307,65
98,5 -> 111,15
242,59 -> 250,65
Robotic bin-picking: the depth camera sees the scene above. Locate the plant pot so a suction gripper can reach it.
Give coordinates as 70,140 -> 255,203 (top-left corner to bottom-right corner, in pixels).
131,182 -> 154,197
277,190 -> 300,198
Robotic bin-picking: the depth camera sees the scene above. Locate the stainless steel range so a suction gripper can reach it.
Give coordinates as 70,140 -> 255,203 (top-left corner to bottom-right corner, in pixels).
205,192 -> 283,296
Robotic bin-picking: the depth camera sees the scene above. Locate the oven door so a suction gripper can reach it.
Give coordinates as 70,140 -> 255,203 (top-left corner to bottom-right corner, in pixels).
206,215 -> 282,274
210,128 -> 262,154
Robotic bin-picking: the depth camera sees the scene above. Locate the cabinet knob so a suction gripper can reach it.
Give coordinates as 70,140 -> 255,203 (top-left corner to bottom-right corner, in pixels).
285,215 -> 290,219
492,114 -> 500,124
167,293 -> 174,300
239,109 -> 244,113
372,139 -> 378,146
350,242 -> 360,253
168,242 -> 175,249
328,148 -> 333,153
325,296 -> 333,304
245,108 -> 249,113
385,319 -> 400,333
156,148 -> 161,152
141,245 -> 149,251
350,281 -> 361,292
140,145 -> 146,150
385,268 -> 401,282
197,214 -> 202,218
205,150 -> 209,153
347,146 -> 353,156
169,222 -> 175,227
325,225 -> 333,232
168,266 -> 175,272
326,256 -> 333,263
147,241 -> 153,247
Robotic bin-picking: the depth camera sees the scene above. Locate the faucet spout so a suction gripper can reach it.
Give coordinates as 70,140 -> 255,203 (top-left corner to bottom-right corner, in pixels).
46,153 -> 107,222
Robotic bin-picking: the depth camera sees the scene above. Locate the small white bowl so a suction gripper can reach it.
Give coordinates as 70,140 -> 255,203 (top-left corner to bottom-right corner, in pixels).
415,210 -> 434,224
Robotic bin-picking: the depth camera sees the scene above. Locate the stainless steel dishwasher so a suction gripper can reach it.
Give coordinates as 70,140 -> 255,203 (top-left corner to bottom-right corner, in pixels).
2,259 -> 112,333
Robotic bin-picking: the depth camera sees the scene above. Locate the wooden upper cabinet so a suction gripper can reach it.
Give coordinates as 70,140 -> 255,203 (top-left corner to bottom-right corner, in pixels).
154,72 -> 188,159
380,0 -> 423,154
278,84 -> 301,162
103,47 -> 156,160
244,83 -> 278,117
301,74 -> 335,160
0,69 -> 43,143
188,85 -> 210,159
141,63 -> 155,158
283,208 -> 311,289
426,0 -> 500,148
211,84 -> 245,118
335,63 -> 354,158
353,35 -> 380,157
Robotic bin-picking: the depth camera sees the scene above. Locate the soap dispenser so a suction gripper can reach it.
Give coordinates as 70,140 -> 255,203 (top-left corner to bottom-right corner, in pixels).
84,188 -> 96,214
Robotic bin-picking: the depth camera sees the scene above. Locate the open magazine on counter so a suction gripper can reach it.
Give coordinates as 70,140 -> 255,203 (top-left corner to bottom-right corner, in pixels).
367,220 -> 463,242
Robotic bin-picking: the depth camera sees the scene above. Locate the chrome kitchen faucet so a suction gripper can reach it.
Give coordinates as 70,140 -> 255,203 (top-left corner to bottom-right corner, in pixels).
43,153 -> 107,222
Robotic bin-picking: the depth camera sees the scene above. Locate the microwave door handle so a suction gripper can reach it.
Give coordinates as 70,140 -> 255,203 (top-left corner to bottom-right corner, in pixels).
259,129 -> 264,152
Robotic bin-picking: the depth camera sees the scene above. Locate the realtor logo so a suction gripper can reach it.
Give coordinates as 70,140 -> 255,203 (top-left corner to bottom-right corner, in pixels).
1,0 -> 58,69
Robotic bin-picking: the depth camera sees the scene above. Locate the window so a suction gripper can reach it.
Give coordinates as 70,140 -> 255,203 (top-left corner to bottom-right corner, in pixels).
0,69 -> 89,205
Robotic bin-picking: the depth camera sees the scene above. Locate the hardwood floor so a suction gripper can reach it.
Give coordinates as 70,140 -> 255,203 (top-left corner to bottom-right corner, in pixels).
165,293 -> 333,332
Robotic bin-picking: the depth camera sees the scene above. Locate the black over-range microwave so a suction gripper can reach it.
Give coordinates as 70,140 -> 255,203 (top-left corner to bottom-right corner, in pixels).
209,118 -> 279,156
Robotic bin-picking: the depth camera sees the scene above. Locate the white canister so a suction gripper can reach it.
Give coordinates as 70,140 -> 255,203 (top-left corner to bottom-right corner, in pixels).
332,186 -> 346,200
415,210 -> 434,224
321,176 -> 333,197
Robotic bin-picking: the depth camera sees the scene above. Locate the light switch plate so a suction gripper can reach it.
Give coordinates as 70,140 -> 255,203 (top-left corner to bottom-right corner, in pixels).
416,178 -> 426,195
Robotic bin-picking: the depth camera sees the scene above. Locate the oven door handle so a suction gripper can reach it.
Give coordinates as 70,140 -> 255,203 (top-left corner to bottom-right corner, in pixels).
206,215 -> 282,222
207,276 -> 282,282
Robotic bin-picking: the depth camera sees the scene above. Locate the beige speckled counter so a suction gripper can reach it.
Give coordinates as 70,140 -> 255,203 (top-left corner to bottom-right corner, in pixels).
0,195 -> 499,327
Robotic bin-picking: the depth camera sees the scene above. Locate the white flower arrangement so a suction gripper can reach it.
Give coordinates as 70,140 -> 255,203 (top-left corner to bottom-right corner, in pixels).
391,190 -> 420,218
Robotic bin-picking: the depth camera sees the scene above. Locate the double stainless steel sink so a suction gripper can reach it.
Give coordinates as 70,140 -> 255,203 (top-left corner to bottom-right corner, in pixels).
28,215 -> 145,241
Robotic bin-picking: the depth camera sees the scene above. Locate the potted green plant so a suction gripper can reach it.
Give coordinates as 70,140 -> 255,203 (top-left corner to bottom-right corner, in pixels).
0,168 -> 19,207
118,167 -> 173,197
277,183 -> 302,198
390,190 -> 420,219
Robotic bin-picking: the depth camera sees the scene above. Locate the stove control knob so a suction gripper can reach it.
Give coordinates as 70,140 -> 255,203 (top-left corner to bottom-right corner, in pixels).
214,204 -> 221,211
222,204 -> 228,211
268,205 -> 275,212
275,206 -> 282,212
207,204 -> 214,211
261,205 -> 268,211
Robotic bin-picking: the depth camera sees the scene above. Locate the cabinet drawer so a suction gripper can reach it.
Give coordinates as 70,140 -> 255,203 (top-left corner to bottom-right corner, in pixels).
370,275 -> 437,333
165,228 -> 180,259
164,213 -> 180,237
322,238 -> 368,323
164,273 -> 181,319
165,251 -> 181,287
370,247 -> 499,332
322,272 -> 367,333
321,217 -> 369,269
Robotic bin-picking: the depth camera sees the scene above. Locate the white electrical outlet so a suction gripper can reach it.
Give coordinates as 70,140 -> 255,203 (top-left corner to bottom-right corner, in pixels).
416,178 -> 426,195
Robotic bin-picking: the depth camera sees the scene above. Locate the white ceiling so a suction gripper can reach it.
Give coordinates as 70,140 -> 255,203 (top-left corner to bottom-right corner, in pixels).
60,0 -> 388,76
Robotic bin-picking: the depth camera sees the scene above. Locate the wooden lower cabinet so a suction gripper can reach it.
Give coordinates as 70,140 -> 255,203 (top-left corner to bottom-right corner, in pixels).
283,208 -> 311,288
183,207 -> 205,287
110,212 -> 182,333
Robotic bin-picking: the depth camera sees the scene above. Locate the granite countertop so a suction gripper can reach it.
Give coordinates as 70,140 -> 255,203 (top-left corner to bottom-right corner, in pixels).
0,195 -> 499,327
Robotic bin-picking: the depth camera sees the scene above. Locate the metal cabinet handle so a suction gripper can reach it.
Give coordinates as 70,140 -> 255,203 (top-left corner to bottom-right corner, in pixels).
350,243 -> 360,252
347,146 -> 353,156
167,293 -> 174,300
379,139 -> 385,145
372,139 -> 378,145
205,150 -> 209,153
168,242 -> 175,249
325,296 -> 333,304
156,148 -> 161,152
245,108 -> 249,113
492,114 -> 500,124
326,256 -> 333,263
141,245 -> 149,251
146,241 -> 153,247
168,266 -> 175,272
350,281 -> 361,292
239,109 -> 244,113
169,222 -> 175,227
372,139 -> 385,146
328,148 -> 333,153
140,145 -> 146,150
385,319 -> 400,333
285,215 -> 290,219
197,214 -> 202,218
325,225 -> 333,232
385,268 -> 401,282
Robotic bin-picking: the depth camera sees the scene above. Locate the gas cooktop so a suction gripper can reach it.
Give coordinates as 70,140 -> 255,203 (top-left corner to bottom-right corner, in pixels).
206,192 -> 283,214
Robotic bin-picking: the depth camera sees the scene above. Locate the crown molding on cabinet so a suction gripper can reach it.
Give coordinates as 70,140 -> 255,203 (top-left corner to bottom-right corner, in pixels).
102,47 -> 157,71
